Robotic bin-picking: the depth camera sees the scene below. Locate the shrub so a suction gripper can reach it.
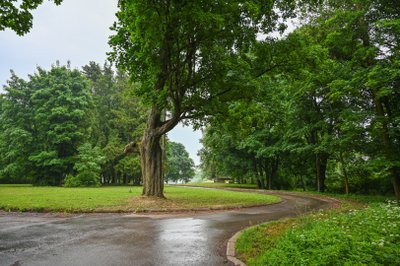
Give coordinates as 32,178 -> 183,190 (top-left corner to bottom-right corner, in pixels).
64,174 -> 82,187
64,143 -> 104,187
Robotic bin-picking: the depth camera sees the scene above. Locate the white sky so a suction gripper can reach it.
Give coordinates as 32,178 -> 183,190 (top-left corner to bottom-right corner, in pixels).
0,0 -> 202,165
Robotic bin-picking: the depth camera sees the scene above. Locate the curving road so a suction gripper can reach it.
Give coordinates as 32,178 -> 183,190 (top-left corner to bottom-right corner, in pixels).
0,191 -> 334,266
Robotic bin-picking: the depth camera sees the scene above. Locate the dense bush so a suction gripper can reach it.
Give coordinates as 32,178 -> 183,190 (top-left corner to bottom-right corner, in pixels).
64,143 -> 104,187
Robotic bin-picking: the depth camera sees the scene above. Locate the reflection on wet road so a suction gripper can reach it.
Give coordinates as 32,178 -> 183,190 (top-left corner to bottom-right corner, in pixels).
0,192 -> 332,266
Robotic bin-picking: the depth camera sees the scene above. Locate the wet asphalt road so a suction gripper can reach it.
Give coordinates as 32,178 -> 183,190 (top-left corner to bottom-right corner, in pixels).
0,191 -> 333,266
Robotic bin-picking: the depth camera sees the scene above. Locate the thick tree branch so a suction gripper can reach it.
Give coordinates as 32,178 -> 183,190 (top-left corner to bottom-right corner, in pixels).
157,112 -> 181,135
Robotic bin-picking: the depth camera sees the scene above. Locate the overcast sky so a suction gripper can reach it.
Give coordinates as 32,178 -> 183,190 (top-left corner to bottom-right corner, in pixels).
0,0 -> 202,165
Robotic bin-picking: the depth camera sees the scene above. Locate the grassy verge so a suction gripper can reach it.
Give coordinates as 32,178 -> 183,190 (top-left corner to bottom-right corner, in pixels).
180,182 -> 257,189
0,184 -> 280,213
184,182 -> 394,203
236,195 -> 400,266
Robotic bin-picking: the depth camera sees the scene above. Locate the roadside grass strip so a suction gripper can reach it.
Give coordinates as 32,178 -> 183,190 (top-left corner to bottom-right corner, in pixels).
236,199 -> 400,266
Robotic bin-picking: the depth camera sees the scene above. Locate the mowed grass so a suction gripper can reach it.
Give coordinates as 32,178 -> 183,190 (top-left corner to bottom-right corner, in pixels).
180,182 -> 257,189
236,195 -> 400,266
0,184 -> 280,213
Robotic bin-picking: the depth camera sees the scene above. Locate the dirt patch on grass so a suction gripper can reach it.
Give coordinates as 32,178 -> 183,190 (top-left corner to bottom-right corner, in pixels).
128,196 -> 182,211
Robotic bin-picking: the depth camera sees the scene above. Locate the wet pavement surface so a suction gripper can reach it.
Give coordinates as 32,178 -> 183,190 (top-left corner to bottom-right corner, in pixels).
0,191 -> 333,266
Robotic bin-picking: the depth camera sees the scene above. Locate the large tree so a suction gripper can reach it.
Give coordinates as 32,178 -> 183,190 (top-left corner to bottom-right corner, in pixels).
82,62 -> 145,185
0,0 -> 62,35
0,73 -> 34,183
306,0 -> 400,197
0,63 -> 92,185
110,0 -> 294,197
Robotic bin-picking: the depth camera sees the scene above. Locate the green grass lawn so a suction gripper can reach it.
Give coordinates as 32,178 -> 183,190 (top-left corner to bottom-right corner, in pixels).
0,184 -> 280,213
236,195 -> 400,266
180,182 -> 257,189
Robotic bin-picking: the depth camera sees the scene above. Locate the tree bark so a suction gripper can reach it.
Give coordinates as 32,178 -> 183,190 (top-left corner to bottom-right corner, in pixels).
316,153 -> 328,192
133,172 -> 141,185
140,126 -> 164,198
253,158 -> 263,189
111,169 -> 116,184
315,155 -> 320,192
390,167 -> 400,200
339,152 -> 349,194
139,106 -> 181,197
257,161 -> 265,189
300,175 -> 307,191
211,162 -> 217,181
263,159 -> 269,189
268,157 -> 279,190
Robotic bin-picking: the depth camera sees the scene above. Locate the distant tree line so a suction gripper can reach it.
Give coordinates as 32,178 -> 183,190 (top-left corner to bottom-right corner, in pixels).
165,141 -> 195,184
0,62 -> 194,186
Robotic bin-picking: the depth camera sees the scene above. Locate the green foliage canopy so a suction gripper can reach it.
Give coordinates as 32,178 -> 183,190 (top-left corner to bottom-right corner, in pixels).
0,63 -> 92,185
0,0 -> 62,35
109,0 -> 296,131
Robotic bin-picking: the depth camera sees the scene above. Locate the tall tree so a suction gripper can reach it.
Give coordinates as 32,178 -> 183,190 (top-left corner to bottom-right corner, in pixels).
82,62 -> 145,185
0,63 -> 92,185
29,64 -> 92,185
110,0 -> 295,197
0,73 -> 33,183
307,0 -> 400,197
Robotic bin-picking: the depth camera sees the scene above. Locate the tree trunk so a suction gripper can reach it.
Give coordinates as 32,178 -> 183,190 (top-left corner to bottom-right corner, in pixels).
138,100 -> 180,197
260,177 -> 265,190
133,172 -> 141,185
253,159 -> 263,189
316,153 -> 328,192
339,152 -> 349,194
390,167 -> 400,200
140,128 -> 164,197
263,159 -> 270,189
211,162 -> 217,181
269,157 -> 279,190
258,162 -> 265,189
300,175 -> 307,191
315,155 -> 320,192
111,169 -> 116,184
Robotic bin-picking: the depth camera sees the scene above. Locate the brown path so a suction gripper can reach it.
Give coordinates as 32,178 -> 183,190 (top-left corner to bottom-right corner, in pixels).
0,190 -> 336,266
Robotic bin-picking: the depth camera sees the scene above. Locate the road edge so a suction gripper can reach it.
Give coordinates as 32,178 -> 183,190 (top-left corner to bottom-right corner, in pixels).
227,229 -> 248,266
